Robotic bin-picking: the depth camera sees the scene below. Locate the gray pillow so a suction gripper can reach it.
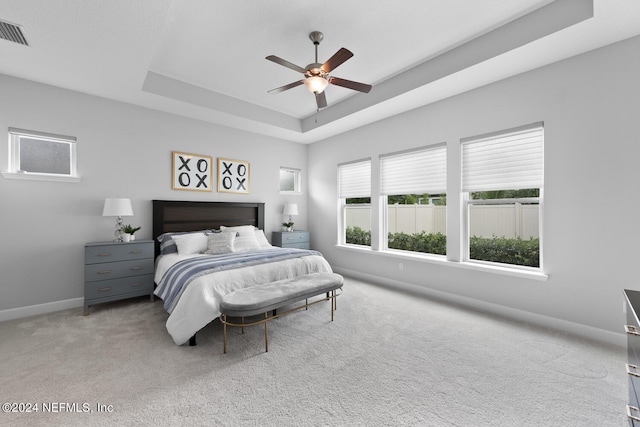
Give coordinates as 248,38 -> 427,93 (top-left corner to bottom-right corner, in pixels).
204,232 -> 236,255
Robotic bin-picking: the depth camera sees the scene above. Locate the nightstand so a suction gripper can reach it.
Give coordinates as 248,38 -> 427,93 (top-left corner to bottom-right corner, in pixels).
84,240 -> 154,315
272,230 -> 310,249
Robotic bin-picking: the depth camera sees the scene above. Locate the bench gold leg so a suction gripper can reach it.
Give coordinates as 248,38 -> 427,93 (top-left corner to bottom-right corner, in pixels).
331,290 -> 335,321
223,315 -> 227,354
264,312 -> 269,352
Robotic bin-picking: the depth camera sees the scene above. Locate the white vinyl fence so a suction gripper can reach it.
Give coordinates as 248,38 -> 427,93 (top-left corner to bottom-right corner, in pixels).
346,204 -> 539,239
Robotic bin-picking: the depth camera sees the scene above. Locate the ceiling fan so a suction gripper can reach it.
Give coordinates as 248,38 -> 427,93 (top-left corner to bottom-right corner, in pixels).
266,31 -> 372,109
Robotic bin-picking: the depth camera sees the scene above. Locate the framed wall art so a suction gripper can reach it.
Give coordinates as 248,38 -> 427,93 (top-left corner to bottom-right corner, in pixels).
218,158 -> 250,194
172,151 -> 213,192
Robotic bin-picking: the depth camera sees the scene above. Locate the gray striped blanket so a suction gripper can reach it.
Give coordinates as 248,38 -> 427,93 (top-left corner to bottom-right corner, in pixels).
155,248 -> 323,313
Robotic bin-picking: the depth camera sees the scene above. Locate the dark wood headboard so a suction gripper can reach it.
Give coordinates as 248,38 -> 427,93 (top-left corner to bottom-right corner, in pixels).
152,200 -> 265,257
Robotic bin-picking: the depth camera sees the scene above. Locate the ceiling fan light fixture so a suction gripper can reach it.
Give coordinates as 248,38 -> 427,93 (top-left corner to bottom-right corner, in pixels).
304,76 -> 329,94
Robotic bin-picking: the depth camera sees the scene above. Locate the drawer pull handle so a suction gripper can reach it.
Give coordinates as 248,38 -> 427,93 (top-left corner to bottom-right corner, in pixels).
98,287 -> 112,292
130,266 -> 143,271
627,405 -> 640,421
98,270 -> 112,275
627,364 -> 640,378
130,283 -> 143,287
130,250 -> 143,254
97,253 -> 111,257
626,325 -> 640,336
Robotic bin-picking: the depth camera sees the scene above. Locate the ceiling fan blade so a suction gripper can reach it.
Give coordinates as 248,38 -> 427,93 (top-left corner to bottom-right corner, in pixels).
320,48 -> 353,73
266,55 -> 307,74
268,80 -> 304,94
329,76 -> 372,93
315,91 -> 327,109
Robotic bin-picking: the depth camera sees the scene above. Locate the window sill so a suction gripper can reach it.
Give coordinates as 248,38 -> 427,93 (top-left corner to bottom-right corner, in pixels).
335,244 -> 548,282
2,172 -> 81,183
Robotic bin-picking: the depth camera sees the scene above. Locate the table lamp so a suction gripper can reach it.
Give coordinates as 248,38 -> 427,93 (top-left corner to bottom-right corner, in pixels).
102,198 -> 133,242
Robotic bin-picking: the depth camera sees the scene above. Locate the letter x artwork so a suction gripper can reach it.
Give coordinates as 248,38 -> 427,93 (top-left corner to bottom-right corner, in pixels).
217,158 -> 250,194
172,152 -> 213,192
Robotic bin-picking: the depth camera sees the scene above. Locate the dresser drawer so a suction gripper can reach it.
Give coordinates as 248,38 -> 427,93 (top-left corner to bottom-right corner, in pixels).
85,258 -> 154,283
283,242 -> 310,249
84,274 -> 153,300
627,309 -> 640,366
85,242 -> 154,264
280,232 -> 309,243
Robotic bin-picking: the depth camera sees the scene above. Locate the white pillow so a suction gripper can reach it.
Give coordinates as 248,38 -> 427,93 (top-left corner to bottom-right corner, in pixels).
204,232 -> 236,255
172,232 -> 208,255
220,225 -> 256,235
255,229 -> 272,249
233,231 -> 261,252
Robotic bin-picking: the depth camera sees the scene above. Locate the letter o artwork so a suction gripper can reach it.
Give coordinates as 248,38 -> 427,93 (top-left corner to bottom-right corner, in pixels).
172,152 -> 213,192
217,158 -> 250,194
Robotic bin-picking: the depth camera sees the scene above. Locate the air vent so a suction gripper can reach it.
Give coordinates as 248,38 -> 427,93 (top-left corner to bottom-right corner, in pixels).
0,19 -> 28,46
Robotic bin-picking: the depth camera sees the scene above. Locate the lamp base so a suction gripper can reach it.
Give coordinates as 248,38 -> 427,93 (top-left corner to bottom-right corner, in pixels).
114,216 -> 124,242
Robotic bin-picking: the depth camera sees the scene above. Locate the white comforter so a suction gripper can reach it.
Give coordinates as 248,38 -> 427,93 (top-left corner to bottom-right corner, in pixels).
154,251 -> 332,345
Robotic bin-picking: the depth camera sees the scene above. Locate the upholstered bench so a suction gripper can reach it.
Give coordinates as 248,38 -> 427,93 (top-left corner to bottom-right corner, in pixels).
219,272 -> 343,353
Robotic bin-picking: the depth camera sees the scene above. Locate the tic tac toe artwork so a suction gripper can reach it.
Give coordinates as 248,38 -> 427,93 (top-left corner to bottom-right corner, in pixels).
172,152 -> 213,192
217,158 -> 250,194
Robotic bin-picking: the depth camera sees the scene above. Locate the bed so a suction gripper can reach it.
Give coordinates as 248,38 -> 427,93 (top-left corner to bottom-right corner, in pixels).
152,200 -> 333,345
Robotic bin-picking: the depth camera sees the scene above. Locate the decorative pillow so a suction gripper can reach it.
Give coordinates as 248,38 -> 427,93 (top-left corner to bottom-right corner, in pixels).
255,229 -> 272,249
232,230 -> 261,252
171,232 -> 209,255
157,230 -> 210,255
204,232 -> 236,255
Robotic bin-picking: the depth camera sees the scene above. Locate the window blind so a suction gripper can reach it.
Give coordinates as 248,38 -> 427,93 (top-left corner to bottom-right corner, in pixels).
461,123 -> 543,192
380,144 -> 446,195
338,159 -> 371,198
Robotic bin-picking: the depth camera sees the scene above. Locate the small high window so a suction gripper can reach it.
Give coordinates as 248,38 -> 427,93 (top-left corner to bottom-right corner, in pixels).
279,167 -> 301,193
4,127 -> 79,182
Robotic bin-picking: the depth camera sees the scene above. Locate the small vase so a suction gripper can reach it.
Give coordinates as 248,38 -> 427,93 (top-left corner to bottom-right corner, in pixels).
123,233 -> 131,242
130,235 -> 135,241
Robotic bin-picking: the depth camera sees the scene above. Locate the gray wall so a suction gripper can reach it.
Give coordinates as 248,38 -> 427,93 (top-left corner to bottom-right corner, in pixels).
0,74 -> 306,315
2,35 -> 638,345
308,35 -> 640,345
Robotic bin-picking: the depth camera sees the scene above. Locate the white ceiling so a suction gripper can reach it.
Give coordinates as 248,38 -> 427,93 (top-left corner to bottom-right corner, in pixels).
0,0 -> 639,143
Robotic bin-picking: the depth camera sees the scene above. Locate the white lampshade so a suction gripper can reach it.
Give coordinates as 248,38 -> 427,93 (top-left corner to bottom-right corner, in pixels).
303,76 -> 329,94
102,198 -> 133,217
283,203 -> 298,216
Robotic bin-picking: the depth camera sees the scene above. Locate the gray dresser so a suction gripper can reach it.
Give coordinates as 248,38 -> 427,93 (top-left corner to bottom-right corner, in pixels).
625,289 -> 640,425
84,240 -> 154,315
272,230 -> 310,249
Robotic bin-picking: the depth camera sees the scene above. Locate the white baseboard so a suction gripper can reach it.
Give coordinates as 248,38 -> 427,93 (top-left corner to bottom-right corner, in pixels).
0,298 -> 84,322
334,267 -> 626,347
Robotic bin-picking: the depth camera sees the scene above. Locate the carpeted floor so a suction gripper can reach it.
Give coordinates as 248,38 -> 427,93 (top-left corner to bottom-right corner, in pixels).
0,277 -> 627,426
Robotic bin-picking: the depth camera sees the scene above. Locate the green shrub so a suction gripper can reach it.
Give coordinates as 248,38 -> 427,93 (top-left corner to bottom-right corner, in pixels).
469,236 -> 539,267
345,226 -> 371,246
346,227 -> 539,267
345,227 -> 446,255
388,231 -> 446,255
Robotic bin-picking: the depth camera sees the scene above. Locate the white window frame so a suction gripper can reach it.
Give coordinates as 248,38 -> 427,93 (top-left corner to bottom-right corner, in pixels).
3,127 -> 80,182
379,144 -> 447,256
461,122 -> 543,271
279,166 -> 301,194
337,158 -> 371,247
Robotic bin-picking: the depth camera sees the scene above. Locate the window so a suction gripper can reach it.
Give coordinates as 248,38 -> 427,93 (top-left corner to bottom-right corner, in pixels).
338,159 -> 371,246
279,167 -> 301,193
380,144 -> 447,255
461,123 -> 543,269
4,127 -> 79,182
